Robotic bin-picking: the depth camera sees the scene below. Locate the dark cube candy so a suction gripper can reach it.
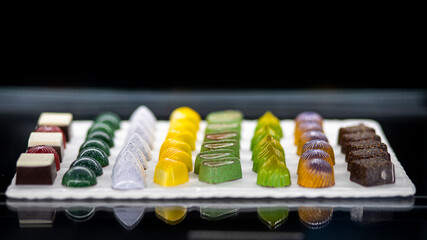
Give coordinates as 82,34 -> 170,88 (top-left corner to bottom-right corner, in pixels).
349,158 -> 395,186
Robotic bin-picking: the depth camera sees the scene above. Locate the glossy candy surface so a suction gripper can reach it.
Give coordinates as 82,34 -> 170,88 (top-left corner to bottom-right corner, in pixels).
78,147 -> 109,167
294,111 -> 323,128
86,131 -> 114,148
70,156 -> 103,176
125,133 -> 152,161
252,144 -> 285,173
297,158 -> 335,188
79,139 -> 110,156
298,149 -> 333,175
160,138 -> 192,157
112,151 -> 147,190
62,166 -> 97,187
159,147 -> 192,172
252,135 -> 284,161
256,156 -> 290,188
297,130 -> 328,155
94,112 -> 121,130
153,158 -> 189,187
87,122 -> 115,139
301,140 -> 334,165
117,142 -> 148,170
35,126 -> 67,149
200,140 -> 240,157
26,145 -> 60,171
294,121 -> 323,145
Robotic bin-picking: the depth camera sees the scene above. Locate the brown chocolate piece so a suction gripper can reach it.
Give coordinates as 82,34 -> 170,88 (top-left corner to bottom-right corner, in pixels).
343,139 -> 387,155
16,153 -> 57,185
349,158 -> 395,186
346,147 -> 390,163
347,156 -> 390,172
338,124 -> 376,145
340,132 -> 381,153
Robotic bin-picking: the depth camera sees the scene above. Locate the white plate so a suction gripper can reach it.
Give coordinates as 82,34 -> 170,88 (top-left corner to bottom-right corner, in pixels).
6,119 -> 416,200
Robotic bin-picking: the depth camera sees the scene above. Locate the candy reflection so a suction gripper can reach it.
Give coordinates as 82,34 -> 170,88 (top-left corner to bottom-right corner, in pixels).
65,206 -> 96,223
200,207 -> 239,221
298,207 -> 333,229
351,207 -> 393,225
114,207 -> 145,230
17,207 -> 56,228
155,206 -> 187,225
257,207 -> 289,230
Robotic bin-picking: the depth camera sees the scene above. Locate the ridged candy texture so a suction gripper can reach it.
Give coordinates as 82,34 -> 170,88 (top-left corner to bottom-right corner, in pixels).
297,158 -> 335,188
253,144 -> 285,173
301,140 -> 335,165
298,149 -> 333,175
294,121 -> 323,145
256,156 -> 290,188
159,147 -> 192,172
297,130 -> 328,156
153,158 -> 189,187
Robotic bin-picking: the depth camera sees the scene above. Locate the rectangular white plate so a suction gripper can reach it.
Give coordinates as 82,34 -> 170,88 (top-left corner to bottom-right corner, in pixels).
6,119 -> 416,200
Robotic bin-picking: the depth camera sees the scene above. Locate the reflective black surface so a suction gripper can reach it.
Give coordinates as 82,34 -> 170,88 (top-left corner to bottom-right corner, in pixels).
1,87 -> 426,240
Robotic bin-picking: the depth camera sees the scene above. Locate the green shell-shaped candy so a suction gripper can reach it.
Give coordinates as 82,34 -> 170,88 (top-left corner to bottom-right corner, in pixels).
257,111 -> 280,125
62,166 -> 97,188
70,156 -> 104,176
251,126 -> 281,151
253,144 -> 285,173
252,135 -> 284,160
87,122 -> 115,138
206,110 -> 243,124
257,207 -> 289,230
79,139 -> 110,156
86,130 -> 114,147
257,156 -> 291,188
78,147 -> 109,167
95,112 -> 121,130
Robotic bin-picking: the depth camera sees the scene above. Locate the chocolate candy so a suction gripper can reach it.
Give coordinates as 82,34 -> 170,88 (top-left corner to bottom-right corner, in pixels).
294,121 -> 323,145
349,158 -> 395,186
153,158 -> 189,187
340,132 -> 381,153
200,139 -> 240,157
298,149 -> 333,175
346,147 -> 390,163
252,144 -> 285,173
112,150 -> 147,190
78,147 -> 109,167
35,125 -> 67,149
338,124 -> 375,145
159,147 -> 192,172
257,156 -> 290,188
297,130 -> 328,156
204,131 -> 240,142
198,157 -> 242,184
70,156 -> 103,177
206,110 -> 243,124
62,166 -> 97,187
27,145 -> 60,171
298,158 -> 335,188
301,140 -> 335,165
28,132 -> 64,162
87,122 -> 115,139
79,139 -> 111,156
86,131 -> 114,148
195,149 -> 236,174
37,112 -> 73,142
16,153 -> 57,185
205,122 -> 241,134
295,111 -> 323,129
343,139 -> 387,156
94,112 -> 121,130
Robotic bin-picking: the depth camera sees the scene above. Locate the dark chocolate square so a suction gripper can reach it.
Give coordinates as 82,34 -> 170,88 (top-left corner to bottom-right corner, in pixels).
349,159 -> 395,186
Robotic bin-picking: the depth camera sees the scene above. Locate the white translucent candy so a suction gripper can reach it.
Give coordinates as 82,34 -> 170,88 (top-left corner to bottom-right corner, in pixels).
117,142 -> 148,170
127,124 -> 154,149
130,114 -> 156,136
129,105 -> 156,128
125,133 -> 153,161
112,150 -> 147,190
113,207 -> 145,230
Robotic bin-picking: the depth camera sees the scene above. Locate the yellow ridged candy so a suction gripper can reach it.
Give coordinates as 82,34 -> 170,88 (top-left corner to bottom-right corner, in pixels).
153,158 -> 189,187
159,147 -> 193,171
169,118 -> 199,135
166,129 -> 196,151
160,138 -> 192,157
170,106 -> 201,125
